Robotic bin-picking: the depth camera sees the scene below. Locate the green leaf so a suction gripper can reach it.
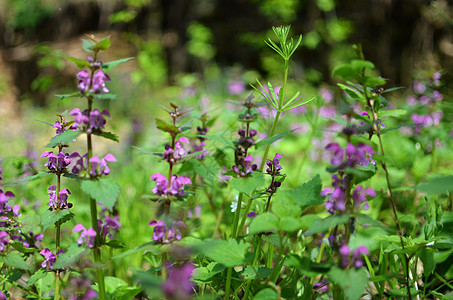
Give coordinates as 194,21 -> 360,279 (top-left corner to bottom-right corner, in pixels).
229,173 -> 265,196
252,288 -> 279,300
292,174 -> 323,209
82,39 -> 96,52
359,76 -> 386,87
337,83 -> 366,101
328,267 -> 368,300
155,118 -> 180,135
13,171 -> 50,183
351,59 -> 375,71
197,239 -> 249,267
65,56 -> 91,68
41,209 -> 74,230
279,217 -> 302,232
26,268 -> 46,287
272,192 -> 301,218
249,213 -> 279,234
92,131 -> 119,142
47,130 -> 81,147
55,92 -> 80,100
81,178 -> 120,211
105,240 -> 125,249
285,255 -> 331,277
0,252 -> 30,270
378,109 -> 407,117
21,214 -> 42,233
204,134 -> 235,148
92,93 -> 117,100
255,130 -> 294,149
332,64 -> 357,80
242,266 -> 272,280
305,215 -> 350,235
192,156 -> 220,183
416,175 -> 453,194
52,244 -> 86,269
92,36 -> 111,51
193,262 -> 225,282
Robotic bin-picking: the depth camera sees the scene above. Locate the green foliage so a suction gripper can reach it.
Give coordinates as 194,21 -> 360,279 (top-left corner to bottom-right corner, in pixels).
41,209 -> 74,230
52,244 -> 86,269
328,267 -> 368,300
187,22 -> 216,60
80,178 -> 121,211
229,173 -> 265,196
197,239 -> 250,267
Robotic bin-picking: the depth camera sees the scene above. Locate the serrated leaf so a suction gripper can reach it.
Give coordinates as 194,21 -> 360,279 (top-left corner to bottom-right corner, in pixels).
92,131 -> 119,142
416,175 -> 453,194
328,267 -> 368,300
192,156 -> 220,183
197,239 -> 249,267
52,244 -> 86,269
92,36 -> 111,51
155,118 -> 180,134
204,134 -> 235,148
242,266 -> 272,280
14,171 -> 50,182
292,174 -> 323,209
229,173 -> 265,196
193,262 -> 225,282
55,92 -> 80,100
102,57 -> 134,70
249,213 -> 279,234
47,130 -> 81,148
82,39 -> 96,52
305,215 -> 350,235
81,178 -> 120,211
279,217 -> 302,232
21,214 -> 42,233
378,109 -> 407,117
0,253 -> 29,270
65,56 -> 91,68
26,268 -> 46,287
41,209 -> 74,230
255,130 -> 294,149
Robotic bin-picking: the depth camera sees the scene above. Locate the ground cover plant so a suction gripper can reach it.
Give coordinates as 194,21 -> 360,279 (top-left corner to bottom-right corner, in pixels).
0,24 -> 452,300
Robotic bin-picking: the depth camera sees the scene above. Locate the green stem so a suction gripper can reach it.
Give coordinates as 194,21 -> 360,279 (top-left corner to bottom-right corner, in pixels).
86,95 -> 106,300
243,238 -> 262,299
225,192 -> 243,299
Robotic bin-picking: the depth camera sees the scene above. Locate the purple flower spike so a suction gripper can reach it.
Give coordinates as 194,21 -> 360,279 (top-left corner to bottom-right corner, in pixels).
73,224 -> 97,248
247,212 -> 259,217
77,70 -> 90,92
90,70 -> 111,94
149,220 -> 186,244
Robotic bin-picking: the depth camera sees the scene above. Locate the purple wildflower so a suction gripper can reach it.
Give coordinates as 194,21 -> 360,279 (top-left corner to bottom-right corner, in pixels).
162,262 -> 196,300
0,291 -> 6,300
70,108 -> 110,134
73,224 -> 97,248
77,70 -> 90,93
41,151 -> 71,173
150,174 -> 191,197
98,216 -> 121,240
66,277 -> 98,300
91,70 -> 111,94
352,186 -> 376,210
47,185 -> 73,210
247,212 -> 259,217
40,248 -> 63,269
149,220 -> 186,244
0,189 -> 14,214
187,205 -> 202,219
313,278 -> 329,294
0,231 -> 9,252
339,244 -> 369,269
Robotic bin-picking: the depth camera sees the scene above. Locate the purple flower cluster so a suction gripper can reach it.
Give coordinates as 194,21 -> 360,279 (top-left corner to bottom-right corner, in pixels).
232,128 -> 259,177
73,224 -> 97,248
149,220 -> 186,244
163,137 -> 189,164
162,261 -> 196,300
265,153 -> 283,194
41,151 -> 71,173
0,231 -> 9,252
97,215 -> 120,240
411,111 -> 444,135
40,248 -> 63,269
70,152 -> 116,177
325,142 -> 375,167
322,176 -> 376,214
339,244 -> 369,268
70,108 -> 110,134
0,189 -> 16,215
77,70 -> 111,94
47,185 -> 73,210
189,122 -> 210,160
151,173 -> 191,198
